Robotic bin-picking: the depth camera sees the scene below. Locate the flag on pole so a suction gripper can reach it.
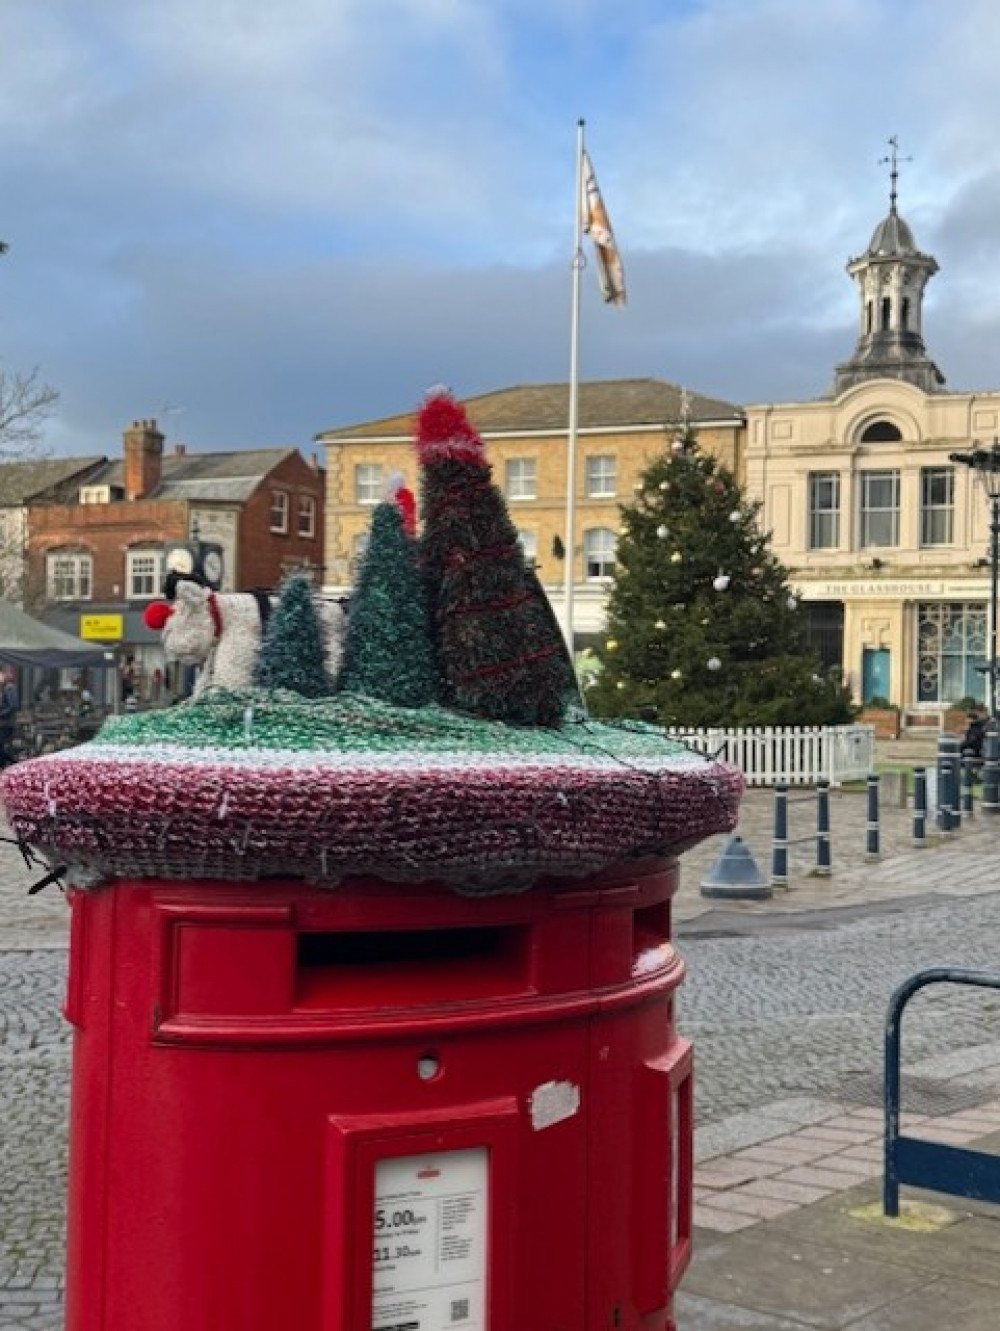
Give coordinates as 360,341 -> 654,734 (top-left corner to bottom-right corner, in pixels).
581,149 -> 626,306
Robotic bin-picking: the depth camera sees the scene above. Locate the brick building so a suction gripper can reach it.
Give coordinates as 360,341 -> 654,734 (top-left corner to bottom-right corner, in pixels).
316,379 -> 744,647
26,420 -> 325,698
0,456 -> 106,608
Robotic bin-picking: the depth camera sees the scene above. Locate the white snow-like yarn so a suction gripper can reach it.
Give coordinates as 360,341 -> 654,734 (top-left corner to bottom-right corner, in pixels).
161,582 -> 346,695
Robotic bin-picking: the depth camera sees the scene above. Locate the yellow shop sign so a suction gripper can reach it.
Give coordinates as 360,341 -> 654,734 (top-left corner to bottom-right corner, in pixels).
80,614 -> 124,641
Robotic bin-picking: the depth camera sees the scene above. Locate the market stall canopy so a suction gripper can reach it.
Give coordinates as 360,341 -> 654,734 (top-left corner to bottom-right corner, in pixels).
0,601 -> 111,669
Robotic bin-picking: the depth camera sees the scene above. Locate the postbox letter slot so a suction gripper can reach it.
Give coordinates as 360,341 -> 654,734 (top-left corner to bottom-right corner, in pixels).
296,925 -> 529,1008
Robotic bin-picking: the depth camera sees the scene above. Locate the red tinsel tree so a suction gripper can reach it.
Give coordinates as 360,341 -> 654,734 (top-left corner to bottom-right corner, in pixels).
416,390 -> 576,727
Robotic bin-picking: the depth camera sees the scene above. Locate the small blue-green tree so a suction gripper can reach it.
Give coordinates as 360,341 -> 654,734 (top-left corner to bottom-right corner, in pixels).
254,571 -> 334,697
338,499 -> 439,707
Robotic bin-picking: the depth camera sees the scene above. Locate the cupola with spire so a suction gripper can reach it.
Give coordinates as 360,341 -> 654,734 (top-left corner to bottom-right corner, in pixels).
834,136 -> 945,394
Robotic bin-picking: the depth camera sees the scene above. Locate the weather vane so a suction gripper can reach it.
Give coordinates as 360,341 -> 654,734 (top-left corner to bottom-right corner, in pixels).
878,135 -> 912,212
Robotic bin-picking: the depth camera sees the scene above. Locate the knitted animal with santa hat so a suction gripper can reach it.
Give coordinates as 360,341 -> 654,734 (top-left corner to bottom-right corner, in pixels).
415,388 -> 578,727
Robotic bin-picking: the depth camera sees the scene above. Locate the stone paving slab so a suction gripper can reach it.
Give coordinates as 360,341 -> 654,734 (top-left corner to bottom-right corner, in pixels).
676,777 -> 1000,924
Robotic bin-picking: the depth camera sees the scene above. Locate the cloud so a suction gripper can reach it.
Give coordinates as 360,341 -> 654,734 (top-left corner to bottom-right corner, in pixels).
3,0 -> 1000,459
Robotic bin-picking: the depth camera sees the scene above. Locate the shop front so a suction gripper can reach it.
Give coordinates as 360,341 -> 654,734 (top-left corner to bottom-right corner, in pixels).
797,575 -> 991,728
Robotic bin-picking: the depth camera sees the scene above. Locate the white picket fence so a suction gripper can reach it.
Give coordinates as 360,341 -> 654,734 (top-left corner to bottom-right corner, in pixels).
664,723 -> 875,787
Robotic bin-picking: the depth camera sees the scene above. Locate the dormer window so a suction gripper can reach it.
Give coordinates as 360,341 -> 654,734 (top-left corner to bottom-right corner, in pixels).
79,484 -> 124,504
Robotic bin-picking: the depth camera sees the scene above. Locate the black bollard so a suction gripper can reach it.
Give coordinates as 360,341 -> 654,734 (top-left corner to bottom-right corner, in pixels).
865,772 -> 881,861
771,784 -> 789,887
983,721 -> 1000,816
912,765 -> 927,847
962,755 -> 976,817
937,733 -> 960,833
816,778 -> 832,876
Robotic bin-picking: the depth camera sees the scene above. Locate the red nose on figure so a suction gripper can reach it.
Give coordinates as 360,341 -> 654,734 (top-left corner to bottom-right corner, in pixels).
143,601 -> 174,631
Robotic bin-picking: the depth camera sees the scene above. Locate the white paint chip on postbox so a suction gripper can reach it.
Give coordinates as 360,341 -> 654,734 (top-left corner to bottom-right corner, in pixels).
530,1079 -> 581,1131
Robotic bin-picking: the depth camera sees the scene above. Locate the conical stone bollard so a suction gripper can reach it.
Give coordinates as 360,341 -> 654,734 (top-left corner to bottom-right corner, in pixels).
700,833 -> 772,900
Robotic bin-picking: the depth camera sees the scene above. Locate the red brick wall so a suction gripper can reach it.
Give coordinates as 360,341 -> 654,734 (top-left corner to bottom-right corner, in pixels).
29,500 -> 189,601
237,452 -> 326,591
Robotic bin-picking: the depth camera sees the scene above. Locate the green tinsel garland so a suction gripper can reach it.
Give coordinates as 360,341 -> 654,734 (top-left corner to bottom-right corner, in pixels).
92,688 -> 693,763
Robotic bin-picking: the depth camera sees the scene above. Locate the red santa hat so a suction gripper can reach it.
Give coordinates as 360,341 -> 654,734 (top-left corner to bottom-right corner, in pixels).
383,470 -> 417,537
414,388 -> 486,466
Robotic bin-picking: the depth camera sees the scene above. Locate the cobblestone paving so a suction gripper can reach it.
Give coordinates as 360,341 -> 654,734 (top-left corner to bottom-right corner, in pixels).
680,892 -> 1000,1126
0,953 -> 68,1330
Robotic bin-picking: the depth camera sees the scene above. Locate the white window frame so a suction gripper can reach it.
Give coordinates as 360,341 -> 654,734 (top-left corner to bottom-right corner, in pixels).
516,529 -> 538,565
270,490 -> 290,534
47,552 -> 93,602
583,527 -> 616,580
585,454 -> 616,498
298,495 -> 317,539
126,549 -> 163,600
920,467 -> 954,547
505,458 -> 537,501
859,470 -> 900,548
355,464 -> 383,506
808,472 -> 840,550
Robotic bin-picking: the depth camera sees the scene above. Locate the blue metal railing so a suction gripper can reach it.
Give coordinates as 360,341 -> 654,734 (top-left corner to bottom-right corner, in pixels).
884,966 -> 1000,1216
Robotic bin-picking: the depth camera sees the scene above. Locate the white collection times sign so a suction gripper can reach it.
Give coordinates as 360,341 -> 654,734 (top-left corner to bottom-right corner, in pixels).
372,1147 -> 488,1331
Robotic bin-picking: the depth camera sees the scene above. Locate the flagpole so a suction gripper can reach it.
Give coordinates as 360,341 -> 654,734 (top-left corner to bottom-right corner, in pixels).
563,118 -> 585,655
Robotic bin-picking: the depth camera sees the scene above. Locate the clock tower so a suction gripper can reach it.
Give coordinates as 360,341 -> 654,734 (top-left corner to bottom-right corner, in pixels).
834,136 -> 945,395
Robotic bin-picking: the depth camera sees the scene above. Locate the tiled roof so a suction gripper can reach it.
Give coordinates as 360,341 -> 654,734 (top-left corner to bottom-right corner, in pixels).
0,456 -> 106,505
78,448 -> 297,504
317,378 -> 744,442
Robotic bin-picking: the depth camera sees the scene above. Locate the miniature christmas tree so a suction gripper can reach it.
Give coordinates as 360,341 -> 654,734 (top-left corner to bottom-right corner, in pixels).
254,570 -> 334,697
416,389 -> 576,727
587,429 -> 853,727
337,479 -> 439,707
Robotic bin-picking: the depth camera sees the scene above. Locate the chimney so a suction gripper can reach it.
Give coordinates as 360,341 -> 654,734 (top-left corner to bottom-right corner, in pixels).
123,419 -> 164,501
173,442 -> 187,458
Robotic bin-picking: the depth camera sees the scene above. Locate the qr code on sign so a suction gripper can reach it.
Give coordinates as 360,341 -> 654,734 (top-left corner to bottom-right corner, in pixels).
449,1298 -> 470,1322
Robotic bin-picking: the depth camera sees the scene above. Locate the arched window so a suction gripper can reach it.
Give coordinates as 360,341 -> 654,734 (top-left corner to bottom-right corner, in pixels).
860,420 -> 903,443
583,528 -> 616,580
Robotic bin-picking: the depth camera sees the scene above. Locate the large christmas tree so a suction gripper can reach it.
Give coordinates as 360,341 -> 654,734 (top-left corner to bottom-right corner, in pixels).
416,390 -> 577,727
587,432 -> 852,727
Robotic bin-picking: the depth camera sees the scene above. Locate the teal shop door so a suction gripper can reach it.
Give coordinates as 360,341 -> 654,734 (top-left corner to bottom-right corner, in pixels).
862,647 -> 891,702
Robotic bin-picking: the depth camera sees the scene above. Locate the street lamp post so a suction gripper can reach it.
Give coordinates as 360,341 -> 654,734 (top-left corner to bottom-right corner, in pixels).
950,438 -> 1000,814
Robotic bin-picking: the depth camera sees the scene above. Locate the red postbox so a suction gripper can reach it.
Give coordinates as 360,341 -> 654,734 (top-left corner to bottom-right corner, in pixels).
6,386 -> 744,1331
62,860 -> 692,1331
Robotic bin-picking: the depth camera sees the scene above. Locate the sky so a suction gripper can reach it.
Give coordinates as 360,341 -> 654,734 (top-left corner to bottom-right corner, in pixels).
5,0 -> 1000,459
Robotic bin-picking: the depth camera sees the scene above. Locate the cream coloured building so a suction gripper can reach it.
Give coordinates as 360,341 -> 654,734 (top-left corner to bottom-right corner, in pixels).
317,379 -> 743,645
746,170 -> 997,724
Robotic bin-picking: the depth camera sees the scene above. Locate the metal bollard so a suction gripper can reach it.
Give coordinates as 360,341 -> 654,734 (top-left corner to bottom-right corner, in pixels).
865,772 -> 881,861
912,765 -> 927,847
771,784 -> 788,887
983,721 -> 1000,816
816,778 -> 832,876
937,733 -> 960,833
962,755 -> 976,817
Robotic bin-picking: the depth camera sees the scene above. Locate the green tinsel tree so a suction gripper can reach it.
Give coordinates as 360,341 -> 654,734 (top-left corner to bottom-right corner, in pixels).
587,430 -> 853,727
254,570 -> 334,697
415,390 -> 578,727
337,494 -> 439,707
